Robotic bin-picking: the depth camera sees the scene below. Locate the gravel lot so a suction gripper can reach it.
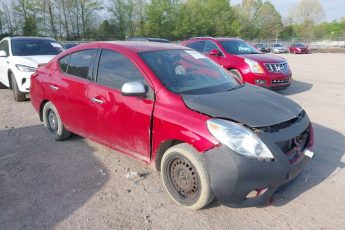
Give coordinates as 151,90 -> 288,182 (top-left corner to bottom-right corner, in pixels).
1,53 -> 345,229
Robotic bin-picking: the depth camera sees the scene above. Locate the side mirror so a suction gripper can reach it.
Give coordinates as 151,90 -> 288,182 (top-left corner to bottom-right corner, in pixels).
0,50 -> 7,57
209,49 -> 221,56
121,81 -> 147,96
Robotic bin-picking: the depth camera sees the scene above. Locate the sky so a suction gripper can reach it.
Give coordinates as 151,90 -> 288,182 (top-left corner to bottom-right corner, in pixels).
230,0 -> 345,22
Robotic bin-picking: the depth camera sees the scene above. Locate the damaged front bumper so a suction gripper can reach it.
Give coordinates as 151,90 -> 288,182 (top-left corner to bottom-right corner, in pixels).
204,113 -> 313,208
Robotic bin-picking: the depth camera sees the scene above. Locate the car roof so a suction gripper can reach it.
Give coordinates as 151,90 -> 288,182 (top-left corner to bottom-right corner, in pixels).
84,41 -> 187,53
8,36 -> 56,41
187,37 -> 242,42
126,37 -> 170,43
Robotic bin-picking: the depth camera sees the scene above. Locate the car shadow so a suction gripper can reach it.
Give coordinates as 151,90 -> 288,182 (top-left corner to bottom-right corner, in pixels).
0,125 -> 108,229
272,123 -> 345,206
277,79 -> 313,95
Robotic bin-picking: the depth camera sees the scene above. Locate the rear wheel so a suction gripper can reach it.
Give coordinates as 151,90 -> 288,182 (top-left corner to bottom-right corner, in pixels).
42,101 -> 71,141
11,73 -> 26,102
161,143 -> 214,210
229,69 -> 243,82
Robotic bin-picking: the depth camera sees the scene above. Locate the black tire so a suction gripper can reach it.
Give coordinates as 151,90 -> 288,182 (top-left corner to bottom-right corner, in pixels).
0,81 -> 7,89
11,73 -> 26,102
229,69 -> 243,82
42,101 -> 71,141
161,143 -> 214,210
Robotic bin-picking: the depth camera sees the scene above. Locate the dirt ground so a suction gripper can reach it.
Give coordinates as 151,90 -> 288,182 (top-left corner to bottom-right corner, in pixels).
0,53 -> 345,230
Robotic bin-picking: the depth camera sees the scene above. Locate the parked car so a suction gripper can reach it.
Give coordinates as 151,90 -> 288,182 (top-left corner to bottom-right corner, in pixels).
61,42 -> 81,49
271,43 -> 288,54
30,41 -> 314,210
0,37 -> 64,101
289,43 -> 310,54
126,37 -> 170,43
182,37 -> 292,90
254,43 -> 270,53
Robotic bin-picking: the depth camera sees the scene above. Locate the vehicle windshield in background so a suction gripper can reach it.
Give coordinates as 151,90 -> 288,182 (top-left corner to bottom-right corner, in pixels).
293,43 -> 305,47
219,40 -> 261,55
140,49 -> 240,95
273,44 -> 283,47
11,39 -> 64,56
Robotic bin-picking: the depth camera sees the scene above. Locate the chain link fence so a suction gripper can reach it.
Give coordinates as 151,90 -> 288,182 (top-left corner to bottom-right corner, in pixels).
250,37 -> 345,53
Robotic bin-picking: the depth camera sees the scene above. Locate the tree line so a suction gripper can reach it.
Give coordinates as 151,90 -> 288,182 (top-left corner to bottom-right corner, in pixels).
0,0 -> 344,41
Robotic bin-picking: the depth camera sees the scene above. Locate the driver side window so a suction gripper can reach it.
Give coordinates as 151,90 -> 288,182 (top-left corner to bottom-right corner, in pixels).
203,41 -> 221,55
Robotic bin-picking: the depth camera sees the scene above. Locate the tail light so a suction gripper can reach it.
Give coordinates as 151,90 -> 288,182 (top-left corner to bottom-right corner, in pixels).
307,123 -> 314,148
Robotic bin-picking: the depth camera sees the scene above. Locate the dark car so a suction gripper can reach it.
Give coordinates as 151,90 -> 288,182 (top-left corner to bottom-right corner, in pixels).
30,41 -> 314,210
182,37 -> 292,90
255,43 -> 270,53
289,43 -> 310,54
126,37 -> 170,43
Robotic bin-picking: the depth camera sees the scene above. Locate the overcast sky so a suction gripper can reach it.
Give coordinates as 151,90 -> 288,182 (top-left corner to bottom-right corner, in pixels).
230,0 -> 345,21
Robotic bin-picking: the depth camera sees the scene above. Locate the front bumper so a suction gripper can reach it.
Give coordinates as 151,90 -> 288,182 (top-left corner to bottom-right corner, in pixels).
204,113 -> 313,208
13,70 -> 33,93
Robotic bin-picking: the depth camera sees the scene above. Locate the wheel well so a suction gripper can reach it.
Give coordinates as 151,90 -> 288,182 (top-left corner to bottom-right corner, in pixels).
154,139 -> 183,171
7,70 -> 13,89
39,100 -> 49,122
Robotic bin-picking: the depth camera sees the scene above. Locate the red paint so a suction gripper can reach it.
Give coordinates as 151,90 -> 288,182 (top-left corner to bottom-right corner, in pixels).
30,42 -> 218,165
181,37 -> 292,89
288,44 -> 310,54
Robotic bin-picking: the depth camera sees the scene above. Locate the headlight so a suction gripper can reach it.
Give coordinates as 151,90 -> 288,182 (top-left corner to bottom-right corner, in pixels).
207,119 -> 274,160
244,58 -> 265,74
16,64 -> 36,72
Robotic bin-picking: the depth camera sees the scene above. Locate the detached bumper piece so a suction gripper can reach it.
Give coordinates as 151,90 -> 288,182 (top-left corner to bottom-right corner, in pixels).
205,112 -> 313,208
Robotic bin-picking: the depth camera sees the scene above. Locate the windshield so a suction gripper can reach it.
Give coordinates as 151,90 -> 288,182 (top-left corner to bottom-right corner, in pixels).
139,49 -> 240,95
273,44 -> 283,47
219,40 -> 261,55
11,39 -> 64,56
294,43 -> 305,47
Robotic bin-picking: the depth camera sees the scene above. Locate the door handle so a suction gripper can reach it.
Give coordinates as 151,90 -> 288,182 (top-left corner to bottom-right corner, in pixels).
91,97 -> 104,104
50,85 -> 59,90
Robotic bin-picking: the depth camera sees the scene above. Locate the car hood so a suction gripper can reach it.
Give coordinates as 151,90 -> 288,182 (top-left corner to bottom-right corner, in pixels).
182,84 -> 302,128
273,47 -> 286,50
11,55 -> 56,68
238,54 -> 286,63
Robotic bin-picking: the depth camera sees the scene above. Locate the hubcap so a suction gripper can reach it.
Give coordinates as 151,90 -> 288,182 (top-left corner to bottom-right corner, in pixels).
169,158 -> 199,199
47,110 -> 58,133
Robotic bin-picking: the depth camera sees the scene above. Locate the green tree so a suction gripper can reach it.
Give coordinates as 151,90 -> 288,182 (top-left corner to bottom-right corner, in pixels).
255,2 -> 282,39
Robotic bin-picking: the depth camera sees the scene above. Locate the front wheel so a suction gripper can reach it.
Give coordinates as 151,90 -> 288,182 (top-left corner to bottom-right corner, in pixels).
11,74 -> 26,102
161,143 -> 214,210
42,101 -> 71,141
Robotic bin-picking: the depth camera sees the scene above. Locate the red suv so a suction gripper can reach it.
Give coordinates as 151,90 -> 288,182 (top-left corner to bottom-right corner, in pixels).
182,37 -> 292,90
30,42 -> 314,210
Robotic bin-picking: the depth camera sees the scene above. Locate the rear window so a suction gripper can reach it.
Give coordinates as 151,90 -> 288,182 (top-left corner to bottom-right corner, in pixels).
185,41 -> 205,52
65,49 -> 96,79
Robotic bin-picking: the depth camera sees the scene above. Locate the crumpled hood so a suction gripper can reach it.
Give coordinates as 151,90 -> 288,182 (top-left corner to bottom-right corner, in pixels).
239,54 -> 286,63
182,85 -> 302,128
11,55 -> 56,68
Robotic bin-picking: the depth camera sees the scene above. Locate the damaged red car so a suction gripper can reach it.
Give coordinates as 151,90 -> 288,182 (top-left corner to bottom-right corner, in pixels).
30,42 -> 314,210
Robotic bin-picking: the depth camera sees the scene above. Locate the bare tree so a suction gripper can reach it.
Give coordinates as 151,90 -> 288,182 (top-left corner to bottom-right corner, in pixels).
288,0 -> 325,24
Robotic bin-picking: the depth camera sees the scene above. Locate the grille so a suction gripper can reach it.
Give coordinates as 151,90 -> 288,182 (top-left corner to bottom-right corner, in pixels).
265,62 -> 289,73
276,127 -> 310,164
272,78 -> 290,84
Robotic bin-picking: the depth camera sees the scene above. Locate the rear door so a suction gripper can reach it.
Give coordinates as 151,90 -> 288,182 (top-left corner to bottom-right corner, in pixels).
51,49 -> 97,136
0,40 -> 10,86
87,49 -> 154,161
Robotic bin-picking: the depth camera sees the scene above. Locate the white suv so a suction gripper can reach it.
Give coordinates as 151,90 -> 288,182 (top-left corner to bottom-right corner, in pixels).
0,37 -> 64,101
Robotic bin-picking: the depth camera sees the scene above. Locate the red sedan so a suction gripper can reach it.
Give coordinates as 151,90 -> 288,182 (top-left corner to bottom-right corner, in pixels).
30,42 -> 314,210
289,43 -> 310,54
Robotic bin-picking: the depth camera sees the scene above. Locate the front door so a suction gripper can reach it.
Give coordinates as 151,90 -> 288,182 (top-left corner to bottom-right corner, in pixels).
87,49 -> 154,161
